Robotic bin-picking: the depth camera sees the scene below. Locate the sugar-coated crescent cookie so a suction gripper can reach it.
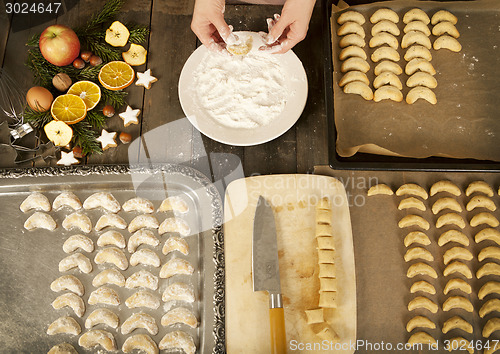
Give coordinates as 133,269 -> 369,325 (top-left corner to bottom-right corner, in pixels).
408,296 -> 438,313
63,234 -> 94,253
341,57 -> 370,73
159,331 -> 196,354
431,10 -> 458,25
374,85 -> 403,103
398,214 -> 430,230
373,72 -> 403,90
437,230 -> 469,247
430,180 -> 461,196
408,332 -> 437,346
24,211 -> 57,231
407,262 -> 437,279
402,31 -> 431,50
396,183 -> 428,199
339,46 -> 367,61
94,247 -> 128,270
479,246 -> 500,262
406,87 -> 437,105
483,318 -> 500,338
467,195 -> 496,212
442,296 -> 473,312
121,312 -> 158,335
466,181 -> 494,197
443,278 -> 471,295
128,229 -> 159,253
158,196 -> 189,214
370,8 -> 399,24
92,268 -> 126,288
59,253 -> 92,274
83,192 -> 120,213
78,329 -> 116,351
337,21 -> 365,38
126,269 -> 159,291
51,275 -> 85,296
476,228 -> 500,245
369,32 -> 399,50
432,21 -> 460,38
405,59 -> 436,76
47,343 -> 78,354
406,72 -> 437,89
371,19 -> 400,36
47,316 -> 81,336
53,192 -> 82,211
122,334 -> 159,354
443,247 -> 472,265
129,248 -> 161,268
158,217 -> 191,236
410,280 -> 436,295
404,45 -> 432,61
159,258 -> 194,279
477,263 -> 500,279
479,298 -> 500,318
398,197 -> 426,211
161,282 -> 195,303
436,212 -> 466,229
406,315 -> 435,332
337,11 -> 366,26
479,282 -> 500,300
443,261 -> 472,279
442,316 -> 473,334
339,71 -> 369,87
97,230 -> 126,249
432,197 -> 462,215
125,290 -> 160,309
128,214 -> 160,233
122,197 -> 154,214
52,293 -> 85,317
85,308 -> 119,329
404,247 -> 434,262
374,60 -> 402,76
161,307 -> 199,328
62,212 -> 91,233
470,212 -> 500,228
404,231 -> 431,247
343,81 -> 373,101
371,46 -> 400,63
433,35 -> 462,52
95,214 -> 127,231
20,192 -> 51,213
403,9 -> 430,25
339,33 -> 366,48
88,286 -> 120,306
404,21 -> 431,36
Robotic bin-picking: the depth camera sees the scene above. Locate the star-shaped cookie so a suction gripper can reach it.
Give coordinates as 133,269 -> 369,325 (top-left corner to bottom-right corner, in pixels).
57,151 -> 79,166
119,106 -> 141,127
135,69 -> 158,89
97,129 -> 117,150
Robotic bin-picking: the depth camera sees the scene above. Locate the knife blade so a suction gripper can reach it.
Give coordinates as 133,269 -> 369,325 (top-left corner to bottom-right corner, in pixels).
252,195 -> 286,354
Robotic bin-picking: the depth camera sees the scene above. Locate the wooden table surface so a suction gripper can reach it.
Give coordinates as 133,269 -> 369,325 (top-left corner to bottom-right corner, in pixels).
0,0 -> 328,177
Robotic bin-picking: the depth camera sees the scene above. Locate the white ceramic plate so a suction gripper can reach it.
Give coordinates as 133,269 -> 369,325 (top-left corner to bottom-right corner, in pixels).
178,31 -> 308,146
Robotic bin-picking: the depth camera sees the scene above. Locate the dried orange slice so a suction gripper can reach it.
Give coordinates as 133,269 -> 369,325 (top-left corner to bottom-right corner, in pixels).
67,81 -> 101,110
50,94 -> 87,124
98,61 -> 135,91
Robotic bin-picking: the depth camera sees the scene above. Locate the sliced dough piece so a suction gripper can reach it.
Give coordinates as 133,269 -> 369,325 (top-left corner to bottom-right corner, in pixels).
476,228 -> 500,245
373,72 -> 403,90
130,248 -> 161,268
479,246 -> 500,262
403,21 -> 431,36
341,57 -> 370,73
319,277 -> 337,291
398,197 -> 426,211
443,278 -> 472,295
408,296 -> 438,313
158,196 -> 189,214
83,192 -> 120,213
125,290 -> 160,309
162,282 -> 195,303
467,195 -> 496,211
339,46 -> 367,61
24,212 -> 56,231
339,71 -> 370,87
477,262 -> 500,279
126,270 -> 159,290
374,85 -> 403,103
53,192 -> 82,211
161,307 -> 198,328
315,323 -> 340,342
432,21 -> 460,38
407,72 -> 437,89
404,231 -> 431,247
128,229 -> 160,253
404,247 -> 434,262
163,236 -> 189,256
97,230 -> 126,249
371,20 -> 400,36
47,343 -> 78,354
480,282 -> 500,300
47,316 -> 81,336
443,261 -> 472,279
466,180 -> 494,197
443,247 -> 473,264
431,180 -> 461,196
367,183 -> 393,196
442,296 -> 474,312
337,21 -> 365,38
159,331 -> 196,354
122,334 -> 159,354
320,291 -> 338,309
410,280 -> 436,295
52,293 -> 85,317
121,312 -> 158,335
50,275 -> 84,296
63,234 -> 94,253
339,33 -> 365,48
316,224 -> 334,237
470,212 -> 500,228
95,214 -> 127,231
396,183 -> 428,199
403,9 -> 430,24
480,299 -> 500,318
318,249 -> 335,264
405,58 -> 436,76
433,35 -> 461,52
374,60 -> 402,76
437,230 -> 469,247
122,197 -> 154,213
317,236 -> 335,250
371,46 -> 401,63
369,32 -> 398,50
442,316 -> 473,334
431,10 -> 458,25
398,215 -> 430,230
128,214 -> 159,233
370,8 -> 399,24
483,318 -> 500,338
407,262 -> 437,278
343,81 -> 373,100
319,263 -> 336,278
94,247 -> 128,270
62,212 -> 91,233
88,286 -> 120,306
406,315 -> 435,332
92,268 -> 126,288
317,209 -> 332,225
446,338 -> 473,354
59,253 -> 92,274
20,192 -> 51,213
402,31 -> 431,50
85,308 -> 119,329
78,329 -> 116,351
404,45 -> 432,61
406,86 -> 437,105
337,11 -> 365,25
432,197 -> 462,215
159,217 -> 191,236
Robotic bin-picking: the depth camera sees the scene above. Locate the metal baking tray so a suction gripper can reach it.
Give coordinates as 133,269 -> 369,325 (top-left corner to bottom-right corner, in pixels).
0,164 -> 225,353
322,0 -> 500,172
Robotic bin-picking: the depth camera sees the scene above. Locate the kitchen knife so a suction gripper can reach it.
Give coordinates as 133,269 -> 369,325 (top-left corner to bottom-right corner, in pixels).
252,195 -> 286,354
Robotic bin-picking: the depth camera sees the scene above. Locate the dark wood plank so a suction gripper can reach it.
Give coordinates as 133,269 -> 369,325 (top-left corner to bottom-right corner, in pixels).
0,13 -> 12,66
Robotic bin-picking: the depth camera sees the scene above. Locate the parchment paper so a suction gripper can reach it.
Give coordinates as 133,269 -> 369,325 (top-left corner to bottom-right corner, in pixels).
331,0 -> 500,161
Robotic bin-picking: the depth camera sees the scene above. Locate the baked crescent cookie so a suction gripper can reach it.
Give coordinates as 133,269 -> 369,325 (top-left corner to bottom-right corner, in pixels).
404,21 -> 431,36
437,230 -> 469,247
479,282 -> 500,300
408,296 -> 438,313
53,192 -> 82,211
343,81 -> 373,101
59,253 -> 92,274
480,299 -> 500,318
478,246 -> 500,262
50,275 -> 84,296
158,196 -> 189,214
367,183 -> 393,196
466,181 -> 494,197
432,197 -> 462,215
373,72 -> 403,90
431,10 -> 458,25
442,316 -> 473,334
446,338 -> 473,354
162,282 -> 195,303
443,247 -> 472,265
47,316 -> 81,336
406,87 -> 437,105
92,268 -> 126,288
470,212 -> 500,228
85,308 -> 119,329
410,280 -> 436,295
406,72 -> 437,89
47,343 -> 78,354
396,183 -> 428,199
95,214 -> 127,231
404,45 -> 432,61
24,212 -> 57,231
52,293 -> 85,317
476,228 -> 500,245
371,46 -> 400,63
339,46 -> 368,61
406,315 -> 435,332
443,278 -> 472,295
483,318 -> 500,338
122,197 -> 154,214
97,230 -> 126,249
20,192 -> 51,213
159,331 -> 196,354
62,212 -> 92,233
158,217 -> 191,236
407,332 -> 437,346
398,214 -> 430,230
442,296 -> 473,312
374,60 -> 402,76
404,231 -> 431,247
161,307 -> 199,328
433,35 -> 462,52
402,31 -> 431,50
372,19 -> 400,36
398,197 -> 426,211
63,234 -> 94,253
94,247 -> 128,270
407,262 -> 437,278
337,11 -> 366,26
467,195 -> 496,212
369,32 -> 399,50
88,286 -> 120,306
128,214 -> 160,233
403,9 -> 430,25
443,261 -> 472,279
78,329 -> 116,351
405,59 -> 436,76
125,290 -> 160,309
430,180 -> 461,196
404,247 -> 434,262
339,33 -> 366,48
83,192 -> 120,213
373,85 -> 403,103
337,21 -> 365,38
341,57 -> 370,73
121,312 -> 158,335
163,235 -> 190,256
122,334 -> 159,354
477,263 -> 500,279
370,8 -> 399,24
339,71 -> 370,87
129,248 -> 161,268
128,229 -> 160,253
432,21 -> 460,38
126,270 -> 159,291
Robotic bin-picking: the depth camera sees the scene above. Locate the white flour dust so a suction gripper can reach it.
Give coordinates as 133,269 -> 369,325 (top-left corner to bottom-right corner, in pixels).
193,50 -> 287,129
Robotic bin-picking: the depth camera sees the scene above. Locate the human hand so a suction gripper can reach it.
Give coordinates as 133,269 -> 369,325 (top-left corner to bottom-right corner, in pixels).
261,0 -> 316,54
191,0 -> 239,54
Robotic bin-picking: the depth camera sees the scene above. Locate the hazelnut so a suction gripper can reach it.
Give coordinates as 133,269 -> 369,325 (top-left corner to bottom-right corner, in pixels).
102,105 -> 115,118
72,146 -> 85,158
119,132 -> 132,144
89,55 -> 103,66
73,58 -> 85,69
52,73 -> 72,92
80,50 -> 92,62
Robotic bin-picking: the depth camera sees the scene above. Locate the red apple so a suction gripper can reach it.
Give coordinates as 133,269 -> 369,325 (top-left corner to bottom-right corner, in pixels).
39,25 -> 80,67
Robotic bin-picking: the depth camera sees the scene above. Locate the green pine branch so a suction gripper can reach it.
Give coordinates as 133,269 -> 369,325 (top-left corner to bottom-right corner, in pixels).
72,121 -> 103,155
128,25 -> 150,44
75,0 -> 125,35
101,88 -> 127,109
85,110 -> 107,129
23,107 -> 52,128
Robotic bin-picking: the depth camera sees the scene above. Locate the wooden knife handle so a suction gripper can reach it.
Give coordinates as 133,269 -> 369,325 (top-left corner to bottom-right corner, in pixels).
269,307 -> 287,354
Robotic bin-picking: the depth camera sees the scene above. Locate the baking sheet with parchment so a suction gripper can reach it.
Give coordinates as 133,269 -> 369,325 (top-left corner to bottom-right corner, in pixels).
331,0 -> 500,161
224,175 -> 356,353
